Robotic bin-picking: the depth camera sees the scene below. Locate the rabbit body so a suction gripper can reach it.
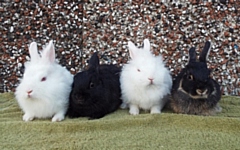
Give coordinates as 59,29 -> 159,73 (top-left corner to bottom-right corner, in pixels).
170,41 -> 222,115
67,52 -> 122,119
120,39 -> 172,115
15,41 -> 73,122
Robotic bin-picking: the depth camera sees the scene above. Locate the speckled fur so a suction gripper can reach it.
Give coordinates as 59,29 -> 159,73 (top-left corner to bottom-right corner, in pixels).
170,41 -> 222,116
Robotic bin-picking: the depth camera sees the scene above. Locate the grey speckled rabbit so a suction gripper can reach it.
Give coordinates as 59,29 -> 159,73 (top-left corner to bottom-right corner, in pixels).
170,41 -> 222,116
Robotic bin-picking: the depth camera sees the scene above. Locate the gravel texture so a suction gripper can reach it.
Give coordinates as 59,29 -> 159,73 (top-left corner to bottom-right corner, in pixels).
1,0 -> 83,92
1,0 -> 240,95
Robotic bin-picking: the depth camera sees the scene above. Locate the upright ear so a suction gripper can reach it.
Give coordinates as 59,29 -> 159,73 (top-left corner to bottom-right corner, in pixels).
88,52 -> 99,69
143,39 -> 151,52
29,42 -> 40,63
128,41 -> 138,59
42,40 -> 56,64
199,41 -> 211,63
188,47 -> 196,63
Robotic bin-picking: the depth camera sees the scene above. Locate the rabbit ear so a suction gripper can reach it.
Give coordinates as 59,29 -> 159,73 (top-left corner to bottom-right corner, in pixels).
89,52 -> 99,69
188,47 -> 197,63
143,39 -> 151,52
29,42 -> 40,63
199,41 -> 211,63
42,40 -> 56,63
128,41 -> 139,59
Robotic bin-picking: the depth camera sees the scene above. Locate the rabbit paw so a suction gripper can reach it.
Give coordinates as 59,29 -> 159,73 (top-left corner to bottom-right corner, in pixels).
23,113 -> 34,121
52,113 -> 64,122
120,102 -> 128,109
129,104 -> 139,115
150,106 -> 161,114
215,104 -> 222,113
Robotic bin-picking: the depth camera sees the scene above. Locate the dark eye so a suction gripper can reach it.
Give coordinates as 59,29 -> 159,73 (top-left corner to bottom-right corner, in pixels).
41,77 -> 47,82
89,82 -> 94,88
137,69 -> 141,72
188,75 -> 193,80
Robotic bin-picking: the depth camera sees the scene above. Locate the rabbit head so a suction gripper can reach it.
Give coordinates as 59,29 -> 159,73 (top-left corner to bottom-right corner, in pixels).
17,41 -> 61,100
178,41 -> 213,98
70,52 -> 103,105
125,39 -> 170,88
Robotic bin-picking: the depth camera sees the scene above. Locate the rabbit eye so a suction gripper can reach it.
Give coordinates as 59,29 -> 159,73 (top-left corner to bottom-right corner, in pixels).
89,82 -> 94,88
137,69 -> 141,72
188,75 -> 193,80
41,77 -> 47,82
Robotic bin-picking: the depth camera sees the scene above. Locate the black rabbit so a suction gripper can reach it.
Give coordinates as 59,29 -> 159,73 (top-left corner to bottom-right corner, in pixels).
170,41 -> 222,115
67,52 -> 122,119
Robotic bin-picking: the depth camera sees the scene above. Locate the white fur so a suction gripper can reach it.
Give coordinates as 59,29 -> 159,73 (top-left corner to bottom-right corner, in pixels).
120,39 -> 172,115
15,40 -> 73,122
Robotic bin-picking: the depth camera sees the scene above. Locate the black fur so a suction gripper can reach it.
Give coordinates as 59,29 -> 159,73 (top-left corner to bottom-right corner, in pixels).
67,52 -> 122,119
171,41 -> 221,115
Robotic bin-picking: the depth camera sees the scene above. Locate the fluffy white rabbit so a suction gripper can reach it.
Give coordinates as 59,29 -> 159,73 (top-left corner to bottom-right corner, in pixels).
120,39 -> 172,115
15,40 -> 73,122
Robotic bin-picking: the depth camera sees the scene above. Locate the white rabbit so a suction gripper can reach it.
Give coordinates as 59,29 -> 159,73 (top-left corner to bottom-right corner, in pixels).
15,40 -> 73,122
120,39 -> 172,115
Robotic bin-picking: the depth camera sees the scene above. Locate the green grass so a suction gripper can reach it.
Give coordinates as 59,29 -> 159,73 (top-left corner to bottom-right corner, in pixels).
1,93 -> 240,150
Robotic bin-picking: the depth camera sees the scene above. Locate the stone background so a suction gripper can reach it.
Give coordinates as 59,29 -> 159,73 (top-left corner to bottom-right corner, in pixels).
1,0 -> 240,95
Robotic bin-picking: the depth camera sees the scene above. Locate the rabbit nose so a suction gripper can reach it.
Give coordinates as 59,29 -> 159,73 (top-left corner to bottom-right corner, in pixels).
148,78 -> 154,84
196,89 -> 208,95
27,90 -> 33,95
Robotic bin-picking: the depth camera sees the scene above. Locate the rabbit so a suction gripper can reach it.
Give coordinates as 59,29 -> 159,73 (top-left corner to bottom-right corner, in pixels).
120,39 -> 172,115
15,40 -> 73,122
67,52 -> 122,119
170,41 -> 222,116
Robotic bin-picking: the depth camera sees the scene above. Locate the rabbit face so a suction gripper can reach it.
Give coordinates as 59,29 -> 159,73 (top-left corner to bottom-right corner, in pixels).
181,62 -> 211,97
128,55 -> 164,87
124,39 -> 168,89
70,70 -> 101,106
16,41 -> 66,101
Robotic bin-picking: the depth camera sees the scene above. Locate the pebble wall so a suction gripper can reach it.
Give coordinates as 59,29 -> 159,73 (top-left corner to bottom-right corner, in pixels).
1,0 -> 240,95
